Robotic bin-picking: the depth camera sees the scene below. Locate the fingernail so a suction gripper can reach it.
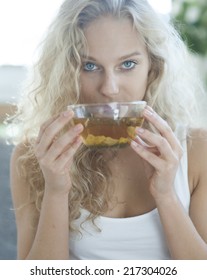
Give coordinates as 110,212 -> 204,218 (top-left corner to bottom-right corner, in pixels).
144,109 -> 153,116
146,106 -> 153,112
74,124 -> 83,132
131,140 -> 139,148
136,127 -> 144,134
63,110 -> 73,117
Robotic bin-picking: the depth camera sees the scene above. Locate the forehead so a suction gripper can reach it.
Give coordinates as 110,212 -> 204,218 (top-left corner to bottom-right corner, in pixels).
82,16 -> 148,60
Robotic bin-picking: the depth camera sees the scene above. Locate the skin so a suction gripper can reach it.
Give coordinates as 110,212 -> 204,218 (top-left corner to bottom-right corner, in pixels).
10,16 -> 207,260
79,16 -> 150,103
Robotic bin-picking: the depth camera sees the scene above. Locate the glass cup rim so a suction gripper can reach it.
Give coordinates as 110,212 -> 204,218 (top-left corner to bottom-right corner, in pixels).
67,100 -> 146,109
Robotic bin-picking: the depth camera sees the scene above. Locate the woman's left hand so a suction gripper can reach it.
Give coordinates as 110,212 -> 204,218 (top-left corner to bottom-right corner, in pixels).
131,106 -> 183,201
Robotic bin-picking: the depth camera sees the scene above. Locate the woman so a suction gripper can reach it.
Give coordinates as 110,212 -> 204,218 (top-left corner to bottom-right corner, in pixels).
10,0 -> 207,259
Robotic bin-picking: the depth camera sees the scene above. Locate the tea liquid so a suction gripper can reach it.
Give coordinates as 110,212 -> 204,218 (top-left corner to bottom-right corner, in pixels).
73,117 -> 144,147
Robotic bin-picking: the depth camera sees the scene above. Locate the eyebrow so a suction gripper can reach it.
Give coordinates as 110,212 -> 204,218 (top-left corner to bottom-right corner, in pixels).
119,52 -> 142,60
81,51 -> 142,62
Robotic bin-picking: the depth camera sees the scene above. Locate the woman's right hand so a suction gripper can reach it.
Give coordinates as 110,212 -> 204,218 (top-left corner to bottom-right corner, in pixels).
34,110 -> 83,195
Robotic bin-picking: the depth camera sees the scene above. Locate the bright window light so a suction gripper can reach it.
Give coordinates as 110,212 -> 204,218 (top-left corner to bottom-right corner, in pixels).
0,0 -> 172,66
0,0 -> 64,66
147,0 -> 172,15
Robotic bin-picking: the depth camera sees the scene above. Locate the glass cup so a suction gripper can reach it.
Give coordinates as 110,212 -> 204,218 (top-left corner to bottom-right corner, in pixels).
68,101 -> 147,148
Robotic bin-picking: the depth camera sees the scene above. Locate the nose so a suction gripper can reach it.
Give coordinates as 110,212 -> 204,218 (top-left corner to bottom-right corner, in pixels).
99,71 -> 119,96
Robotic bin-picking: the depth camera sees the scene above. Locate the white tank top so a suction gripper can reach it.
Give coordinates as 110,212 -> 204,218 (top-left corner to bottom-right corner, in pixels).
69,126 -> 190,260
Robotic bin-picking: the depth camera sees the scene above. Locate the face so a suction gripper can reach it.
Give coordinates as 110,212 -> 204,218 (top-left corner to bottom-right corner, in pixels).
79,16 -> 150,104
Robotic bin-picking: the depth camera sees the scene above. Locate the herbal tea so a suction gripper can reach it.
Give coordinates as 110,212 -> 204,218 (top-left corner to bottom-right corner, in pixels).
73,117 -> 144,147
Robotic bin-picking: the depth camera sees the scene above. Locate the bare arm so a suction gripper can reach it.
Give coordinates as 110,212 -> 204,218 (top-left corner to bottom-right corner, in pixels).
11,144 -> 71,259
131,107 -> 207,259
10,111 -> 83,259
155,129 -> 207,259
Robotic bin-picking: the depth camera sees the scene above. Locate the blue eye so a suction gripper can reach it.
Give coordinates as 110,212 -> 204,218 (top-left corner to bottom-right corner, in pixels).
122,60 -> 137,70
83,62 -> 98,71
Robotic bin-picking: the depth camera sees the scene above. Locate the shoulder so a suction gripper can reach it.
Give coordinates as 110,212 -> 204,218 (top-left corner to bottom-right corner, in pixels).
10,142 -> 38,215
10,143 -> 30,183
187,128 -> 207,242
10,142 -> 34,209
11,142 -> 28,174
187,127 -> 207,194
11,142 -> 30,167
10,143 -> 39,259
11,141 -> 35,175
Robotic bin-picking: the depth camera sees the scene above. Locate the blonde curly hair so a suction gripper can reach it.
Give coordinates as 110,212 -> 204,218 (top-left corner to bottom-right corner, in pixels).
9,0 -> 204,231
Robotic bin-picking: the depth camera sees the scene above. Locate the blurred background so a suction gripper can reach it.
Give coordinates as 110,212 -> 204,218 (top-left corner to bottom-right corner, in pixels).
0,0 -> 207,259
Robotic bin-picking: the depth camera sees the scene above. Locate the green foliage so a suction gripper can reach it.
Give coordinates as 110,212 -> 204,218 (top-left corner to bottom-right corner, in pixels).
172,0 -> 207,55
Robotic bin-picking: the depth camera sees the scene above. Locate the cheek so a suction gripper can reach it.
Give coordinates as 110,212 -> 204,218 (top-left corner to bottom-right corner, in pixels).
127,72 -> 148,99
79,74 -> 97,101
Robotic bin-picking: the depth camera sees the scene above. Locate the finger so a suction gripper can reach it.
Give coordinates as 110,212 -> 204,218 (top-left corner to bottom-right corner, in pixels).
144,107 -> 172,139
135,127 -> 174,160
135,135 -> 156,149
36,115 -> 59,144
134,135 -> 160,156
44,124 -> 83,162
131,140 -> 163,170
36,110 -> 74,156
53,136 -> 83,172
143,107 -> 182,155
142,160 -> 154,180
